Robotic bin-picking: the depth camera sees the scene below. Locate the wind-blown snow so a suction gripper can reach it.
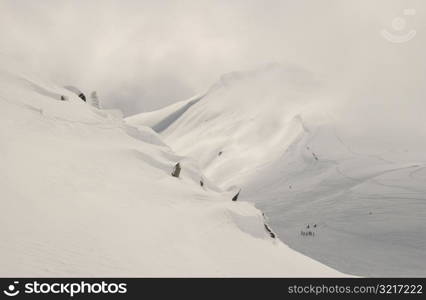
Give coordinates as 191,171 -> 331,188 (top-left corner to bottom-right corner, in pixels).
127,94 -> 203,133
127,64 -> 426,276
0,61 -> 344,277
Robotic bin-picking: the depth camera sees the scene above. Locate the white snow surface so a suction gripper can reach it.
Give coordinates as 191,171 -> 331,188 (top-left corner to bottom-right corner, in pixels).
127,64 -> 426,276
0,61 -> 345,277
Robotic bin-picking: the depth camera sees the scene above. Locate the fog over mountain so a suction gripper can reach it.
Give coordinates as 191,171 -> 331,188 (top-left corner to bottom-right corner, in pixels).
1,0 -> 424,116
1,0 -> 425,278
128,62 -> 426,276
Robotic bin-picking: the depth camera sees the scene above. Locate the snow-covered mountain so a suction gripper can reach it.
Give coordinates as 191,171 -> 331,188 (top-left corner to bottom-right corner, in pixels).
0,61 -> 345,277
127,64 -> 426,276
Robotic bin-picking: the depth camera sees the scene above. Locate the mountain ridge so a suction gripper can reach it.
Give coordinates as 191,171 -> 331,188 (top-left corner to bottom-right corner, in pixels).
127,63 -> 426,276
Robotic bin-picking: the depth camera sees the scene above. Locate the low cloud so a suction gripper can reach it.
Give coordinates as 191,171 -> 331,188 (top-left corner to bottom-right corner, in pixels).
0,0 -> 425,119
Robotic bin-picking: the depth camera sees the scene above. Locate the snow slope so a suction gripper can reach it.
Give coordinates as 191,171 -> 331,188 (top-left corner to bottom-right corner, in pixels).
127,94 -> 204,133
0,61 -> 345,277
127,64 -> 426,276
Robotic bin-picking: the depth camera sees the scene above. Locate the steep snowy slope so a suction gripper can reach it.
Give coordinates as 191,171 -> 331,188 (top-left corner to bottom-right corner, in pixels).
127,64 -> 426,276
0,62 -> 345,277
127,94 -> 204,133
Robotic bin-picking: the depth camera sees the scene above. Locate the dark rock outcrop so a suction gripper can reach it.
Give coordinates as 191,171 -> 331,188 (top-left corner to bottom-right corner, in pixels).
171,163 -> 181,178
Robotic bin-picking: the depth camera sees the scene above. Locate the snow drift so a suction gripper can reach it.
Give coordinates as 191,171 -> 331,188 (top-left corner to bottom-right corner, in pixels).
127,64 -> 426,276
0,60 -> 344,277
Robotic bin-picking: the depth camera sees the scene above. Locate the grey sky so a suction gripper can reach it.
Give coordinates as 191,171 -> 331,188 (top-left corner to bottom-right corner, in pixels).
0,0 -> 425,116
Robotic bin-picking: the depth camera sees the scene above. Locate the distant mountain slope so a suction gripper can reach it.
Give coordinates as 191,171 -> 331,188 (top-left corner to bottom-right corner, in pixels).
127,64 -> 426,276
0,61 -> 344,277
127,94 -> 204,133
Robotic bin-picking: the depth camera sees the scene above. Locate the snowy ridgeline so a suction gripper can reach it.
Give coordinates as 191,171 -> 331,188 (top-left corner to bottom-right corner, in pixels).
127,64 -> 426,276
0,64 -> 345,276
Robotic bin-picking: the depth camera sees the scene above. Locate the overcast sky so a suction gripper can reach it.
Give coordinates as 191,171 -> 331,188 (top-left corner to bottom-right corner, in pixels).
0,0 -> 425,116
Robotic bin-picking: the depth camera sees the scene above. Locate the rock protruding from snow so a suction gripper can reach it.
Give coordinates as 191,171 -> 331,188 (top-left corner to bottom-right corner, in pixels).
90,91 -> 101,108
64,85 -> 86,102
171,162 -> 182,178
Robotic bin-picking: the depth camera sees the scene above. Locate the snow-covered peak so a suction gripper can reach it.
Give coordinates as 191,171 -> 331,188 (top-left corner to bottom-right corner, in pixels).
128,64 -> 332,187
0,62 -> 345,277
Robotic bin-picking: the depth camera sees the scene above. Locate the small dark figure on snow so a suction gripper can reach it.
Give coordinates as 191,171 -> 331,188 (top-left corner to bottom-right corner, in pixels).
313,224 -> 317,228
200,179 -> 204,187
218,151 -> 223,156
232,189 -> 241,201
60,95 -> 67,101
306,224 -> 310,229
171,163 -> 181,178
